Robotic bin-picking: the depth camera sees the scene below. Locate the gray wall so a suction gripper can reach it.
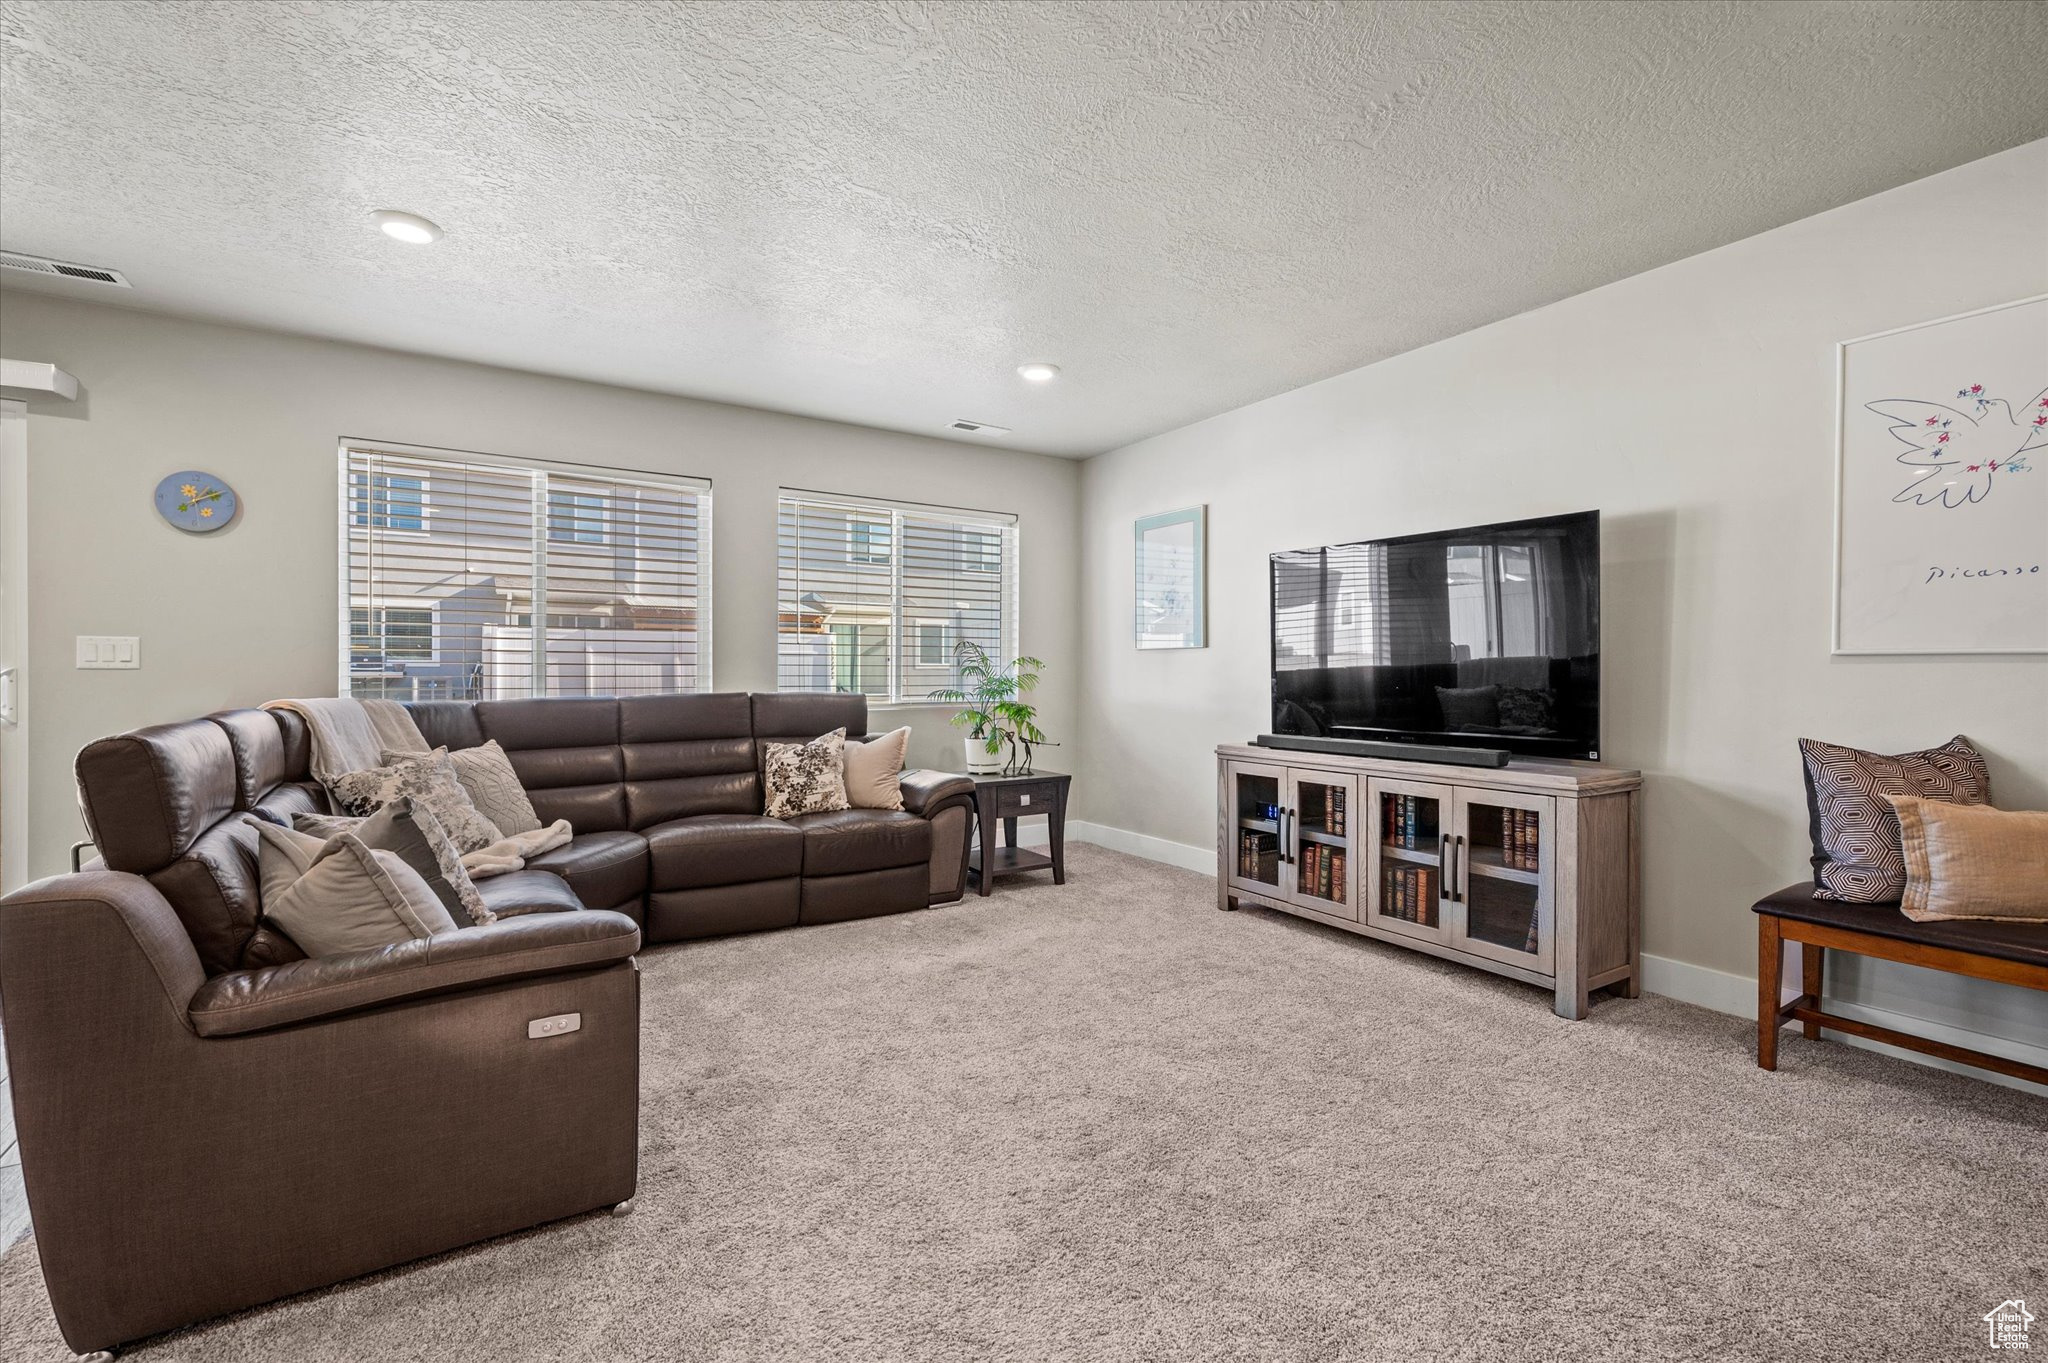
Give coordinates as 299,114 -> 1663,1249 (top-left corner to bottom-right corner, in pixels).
0,293 -> 1081,881
1075,141 -> 2048,1057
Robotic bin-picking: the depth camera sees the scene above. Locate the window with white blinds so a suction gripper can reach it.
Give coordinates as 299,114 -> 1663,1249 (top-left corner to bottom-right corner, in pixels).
776,491 -> 1017,702
342,445 -> 710,702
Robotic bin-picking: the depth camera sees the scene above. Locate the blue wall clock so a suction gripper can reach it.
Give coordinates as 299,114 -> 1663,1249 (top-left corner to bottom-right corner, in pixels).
154,470 -> 238,533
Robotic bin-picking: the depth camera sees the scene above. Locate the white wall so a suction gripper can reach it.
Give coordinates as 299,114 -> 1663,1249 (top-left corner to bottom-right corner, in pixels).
0,293 -> 1080,881
1076,141 -> 2048,1054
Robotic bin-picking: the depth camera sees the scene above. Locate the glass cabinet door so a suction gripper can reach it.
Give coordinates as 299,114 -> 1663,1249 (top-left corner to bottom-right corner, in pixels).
1447,790 -> 1555,974
1364,778 -> 1452,943
1225,761 -> 1286,896
1286,770 -> 1356,920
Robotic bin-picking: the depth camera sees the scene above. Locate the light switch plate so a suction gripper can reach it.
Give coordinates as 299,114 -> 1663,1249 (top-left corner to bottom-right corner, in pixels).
76,636 -> 141,669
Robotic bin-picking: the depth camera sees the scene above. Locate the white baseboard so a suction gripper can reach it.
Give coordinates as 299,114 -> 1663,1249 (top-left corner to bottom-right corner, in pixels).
1641,951 -> 2048,1097
1013,820 -> 1216,874
1044,821 -> 2048,1098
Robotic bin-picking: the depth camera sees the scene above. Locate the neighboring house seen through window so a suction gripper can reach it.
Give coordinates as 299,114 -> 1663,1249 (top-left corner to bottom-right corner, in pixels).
548,490 -> 609,545
350,473 -> 425,531
343,444 -> 711,701
776,491 -> 1017,703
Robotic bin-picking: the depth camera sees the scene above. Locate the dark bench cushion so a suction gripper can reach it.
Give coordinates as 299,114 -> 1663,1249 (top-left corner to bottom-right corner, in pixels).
1753,882 -> 2048,969
645,815 -> 802,890
787,809 -> 931,877
526,831 -> 649,913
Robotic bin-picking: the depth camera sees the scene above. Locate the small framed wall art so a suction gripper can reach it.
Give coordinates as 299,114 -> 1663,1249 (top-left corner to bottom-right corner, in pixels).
1134,505 -> 1206,649
1833,296 -> 2046,654
154,470 -> 238,533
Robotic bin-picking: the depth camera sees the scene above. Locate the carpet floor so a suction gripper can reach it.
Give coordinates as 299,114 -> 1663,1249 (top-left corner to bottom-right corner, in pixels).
2,844 -> 2042,1361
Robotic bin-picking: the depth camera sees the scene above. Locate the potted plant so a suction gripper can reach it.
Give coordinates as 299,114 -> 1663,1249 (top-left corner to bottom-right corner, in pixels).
929,641 -> 1052,776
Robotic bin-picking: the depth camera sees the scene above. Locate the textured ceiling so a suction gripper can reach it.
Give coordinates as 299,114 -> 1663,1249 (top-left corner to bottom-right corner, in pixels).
3,1 -> 2045,457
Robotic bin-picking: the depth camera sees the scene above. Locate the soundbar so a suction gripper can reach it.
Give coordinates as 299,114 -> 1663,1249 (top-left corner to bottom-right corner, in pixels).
1252,734 -> 1512,768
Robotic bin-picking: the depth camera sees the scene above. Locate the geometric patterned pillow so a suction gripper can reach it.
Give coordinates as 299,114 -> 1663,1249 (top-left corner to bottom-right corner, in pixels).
1798,735 -> 1990,903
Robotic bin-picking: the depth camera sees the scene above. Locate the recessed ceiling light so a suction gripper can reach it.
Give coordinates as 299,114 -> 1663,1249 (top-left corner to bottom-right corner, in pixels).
370,209 -> 443,244
1017,362 -> 1060,383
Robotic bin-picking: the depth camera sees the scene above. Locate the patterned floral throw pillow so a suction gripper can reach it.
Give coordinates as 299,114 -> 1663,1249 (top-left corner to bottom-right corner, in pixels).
331,748 -> 505,854
1799,735 -> 1990,903
762,729 -> 851,819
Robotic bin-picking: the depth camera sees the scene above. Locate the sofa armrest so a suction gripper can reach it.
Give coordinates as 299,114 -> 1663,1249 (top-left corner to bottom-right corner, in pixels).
188,910 -> 641,1037
899,769 -> 975,819
0,871 -> 208,1034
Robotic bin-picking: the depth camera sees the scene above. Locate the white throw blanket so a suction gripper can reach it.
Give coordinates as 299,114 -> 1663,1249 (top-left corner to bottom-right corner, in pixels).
461,821 -> 574,877
264,697 -> 429,785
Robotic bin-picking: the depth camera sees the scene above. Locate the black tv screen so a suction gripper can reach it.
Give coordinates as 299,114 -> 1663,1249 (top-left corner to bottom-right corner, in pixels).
1270,511 -> 1601,761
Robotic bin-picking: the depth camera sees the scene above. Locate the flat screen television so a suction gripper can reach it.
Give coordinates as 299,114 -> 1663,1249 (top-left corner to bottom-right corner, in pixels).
1269,510 -> 1600,761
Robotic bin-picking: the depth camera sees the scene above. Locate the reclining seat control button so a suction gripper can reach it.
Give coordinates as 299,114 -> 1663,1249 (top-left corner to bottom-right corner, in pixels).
527,1012 -> 583,1039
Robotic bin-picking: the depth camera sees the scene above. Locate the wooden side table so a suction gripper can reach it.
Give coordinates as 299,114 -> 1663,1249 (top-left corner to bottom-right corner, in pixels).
967,770 -> 1071,895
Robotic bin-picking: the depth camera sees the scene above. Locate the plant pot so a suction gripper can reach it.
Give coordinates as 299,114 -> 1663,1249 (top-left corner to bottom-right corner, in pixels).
964,737 -> 1003,775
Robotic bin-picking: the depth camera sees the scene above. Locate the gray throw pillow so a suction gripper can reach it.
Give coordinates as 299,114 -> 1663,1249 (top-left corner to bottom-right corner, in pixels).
380,740 -> 542,836
762,728 -> 850,819
1799,735 -> 1990,903
332,747 -> 503,853
294,797 -> 495,927
247,821 -> 456,958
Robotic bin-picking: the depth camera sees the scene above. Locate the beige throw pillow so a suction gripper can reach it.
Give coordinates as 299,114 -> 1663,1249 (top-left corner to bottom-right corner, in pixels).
844,727 -> 910,811
1886,796 -> 2048,923
763,729 -> 850,819
384,740 -> 542,836
249,821 -> 457,958
332,747 -> 503,853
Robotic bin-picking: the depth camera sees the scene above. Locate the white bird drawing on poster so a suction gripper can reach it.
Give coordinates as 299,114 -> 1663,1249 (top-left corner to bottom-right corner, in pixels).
1867,384 -> 2048,508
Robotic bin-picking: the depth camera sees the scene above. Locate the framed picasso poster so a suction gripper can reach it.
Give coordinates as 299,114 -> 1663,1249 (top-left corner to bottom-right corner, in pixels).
1833,295 -> 2047,654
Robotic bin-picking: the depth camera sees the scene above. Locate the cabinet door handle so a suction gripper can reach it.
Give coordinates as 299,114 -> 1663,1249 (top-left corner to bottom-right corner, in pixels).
1283,808 -> 1294,863
1440,833 -> 1452,901
1450,834 -> 1464,903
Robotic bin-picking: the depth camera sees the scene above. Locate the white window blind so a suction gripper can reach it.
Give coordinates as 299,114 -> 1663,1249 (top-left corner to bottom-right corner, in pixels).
343,445 -> 710,701
776,491 -> 1017,702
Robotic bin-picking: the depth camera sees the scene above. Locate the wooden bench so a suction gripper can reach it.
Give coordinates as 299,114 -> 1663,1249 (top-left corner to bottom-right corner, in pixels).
1753,883 -> 2048,1086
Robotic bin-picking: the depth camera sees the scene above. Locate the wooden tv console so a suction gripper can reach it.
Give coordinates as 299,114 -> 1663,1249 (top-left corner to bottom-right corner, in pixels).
1216,743 -> 1642,1018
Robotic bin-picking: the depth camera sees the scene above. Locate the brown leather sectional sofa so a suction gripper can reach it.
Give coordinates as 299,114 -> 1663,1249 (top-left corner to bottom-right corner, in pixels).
0,691 -> 974,1357
410,691 -> 980,939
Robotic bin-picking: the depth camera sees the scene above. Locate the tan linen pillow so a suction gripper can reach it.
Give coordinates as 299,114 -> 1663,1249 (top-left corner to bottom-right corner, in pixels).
250,822 -> 457,957
762,729 -> 850,819
1886,795 -> 2048,923
844,727 -> 910,811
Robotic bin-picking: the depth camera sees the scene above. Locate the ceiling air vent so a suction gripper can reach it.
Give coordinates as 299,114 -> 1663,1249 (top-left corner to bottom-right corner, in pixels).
0,250 -> 132,288
948,419 -> 1012,437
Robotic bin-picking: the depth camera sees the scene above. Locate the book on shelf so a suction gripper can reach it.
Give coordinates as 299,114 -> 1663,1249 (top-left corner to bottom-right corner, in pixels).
1238,829 -> 1278,880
